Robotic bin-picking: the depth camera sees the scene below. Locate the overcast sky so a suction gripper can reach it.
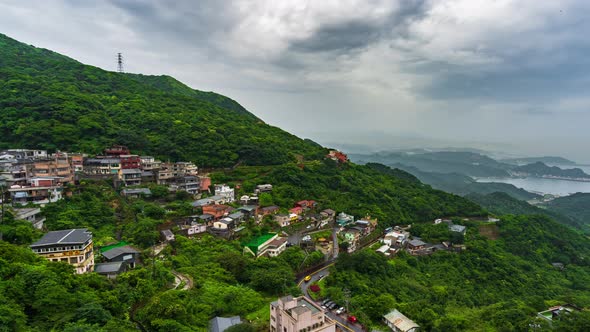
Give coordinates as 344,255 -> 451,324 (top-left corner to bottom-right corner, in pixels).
1,0 -> 589,162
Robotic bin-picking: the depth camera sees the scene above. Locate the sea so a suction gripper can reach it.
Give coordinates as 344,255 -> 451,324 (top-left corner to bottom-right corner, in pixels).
476,164 -> 590,196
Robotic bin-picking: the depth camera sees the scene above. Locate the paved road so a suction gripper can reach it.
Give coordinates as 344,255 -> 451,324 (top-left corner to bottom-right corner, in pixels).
171,270 -> 193,290
298,266 -> 364,332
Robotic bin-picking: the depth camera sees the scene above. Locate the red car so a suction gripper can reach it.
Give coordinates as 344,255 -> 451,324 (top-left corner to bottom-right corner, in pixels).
347,316 -> 357,323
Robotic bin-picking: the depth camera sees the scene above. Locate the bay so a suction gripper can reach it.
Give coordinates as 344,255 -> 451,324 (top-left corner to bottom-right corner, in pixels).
476,176 -> 590,196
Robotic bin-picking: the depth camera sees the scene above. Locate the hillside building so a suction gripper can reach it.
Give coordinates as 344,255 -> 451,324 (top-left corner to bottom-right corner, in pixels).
270,295 -> 336,332
30,228 -> 94,274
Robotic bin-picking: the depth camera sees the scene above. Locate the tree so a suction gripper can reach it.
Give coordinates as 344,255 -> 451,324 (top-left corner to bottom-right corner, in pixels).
259,193 -> 274,207
225,323 -> 256,332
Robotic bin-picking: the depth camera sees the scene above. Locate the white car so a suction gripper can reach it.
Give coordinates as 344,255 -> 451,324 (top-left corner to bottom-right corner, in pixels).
335,307 -> 346,315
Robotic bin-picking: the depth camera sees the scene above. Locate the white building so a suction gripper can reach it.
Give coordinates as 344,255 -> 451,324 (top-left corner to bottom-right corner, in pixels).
270,296 -> 336,332
214,184 -> 235,203
14,207 -> 45,229
384,309 -> 420,332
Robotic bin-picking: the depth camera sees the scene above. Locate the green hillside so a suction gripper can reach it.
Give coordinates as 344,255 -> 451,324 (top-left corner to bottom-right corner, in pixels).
465,192 -> 584,231
212,162 -> 485,226
542,193 -> 590,229
0,33 -> 324,167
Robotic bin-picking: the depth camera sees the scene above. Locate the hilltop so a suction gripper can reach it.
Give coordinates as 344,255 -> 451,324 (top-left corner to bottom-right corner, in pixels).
0,33 -> 324,167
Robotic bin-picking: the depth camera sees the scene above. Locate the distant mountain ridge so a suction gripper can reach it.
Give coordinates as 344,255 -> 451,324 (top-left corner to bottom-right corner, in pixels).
502,156 -> 577,166
513,162 -> 590,179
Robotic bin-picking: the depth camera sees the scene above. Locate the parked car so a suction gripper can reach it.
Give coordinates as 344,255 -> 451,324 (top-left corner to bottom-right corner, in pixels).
336,307 -> 346,315
348,316 -> 357,323
322,301 -> 334,309
321,299 -> 331,306
318,274 -> 325,279
329,303 -> 339,310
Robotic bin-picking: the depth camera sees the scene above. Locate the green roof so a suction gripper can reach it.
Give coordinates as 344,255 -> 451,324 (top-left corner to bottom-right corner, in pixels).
243,233 -> 276,254
99,241 -> 129,253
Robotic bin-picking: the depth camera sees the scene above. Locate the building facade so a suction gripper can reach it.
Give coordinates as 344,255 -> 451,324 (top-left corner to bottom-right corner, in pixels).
214,184 -> 235,203
270,296 -> 336,332
30,228 -> 94,274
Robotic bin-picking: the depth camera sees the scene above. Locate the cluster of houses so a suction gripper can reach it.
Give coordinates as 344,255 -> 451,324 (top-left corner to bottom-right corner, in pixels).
0,147 -> 212,206
335,212 -> 379,253
376,219 -> 467,257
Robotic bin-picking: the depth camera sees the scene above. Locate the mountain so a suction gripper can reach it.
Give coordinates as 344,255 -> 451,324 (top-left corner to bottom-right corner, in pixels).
0,32 -> 485,223
502,156 -> 577,166
542,193 -> 590,230
350,151 -> 511,177
0,33 -> 325,167
389,164 -> 540,201
465,192 -> 583,231
514,162 -> 590,179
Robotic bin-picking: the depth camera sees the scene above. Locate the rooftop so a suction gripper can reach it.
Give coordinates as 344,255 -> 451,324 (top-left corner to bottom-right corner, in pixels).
102,245 -> 140,260
94,261 -> 127,274
409,239 -> 426,247
243,233 -> 277,253
121,168 -> 142,174
209,316 -> 241,332
13,207 -> 41,218
384,309 -> 419,332
288,297 -> 321,316
450,224 -> 467,233
99,241 -> 129,253
121,188 -> 151,195
31,228 -> 91,248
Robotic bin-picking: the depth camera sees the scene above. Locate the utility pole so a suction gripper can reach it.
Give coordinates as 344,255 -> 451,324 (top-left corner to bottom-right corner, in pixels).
0,177 -> 6,242
343,288 -> 351,313
117,53 -> 124,73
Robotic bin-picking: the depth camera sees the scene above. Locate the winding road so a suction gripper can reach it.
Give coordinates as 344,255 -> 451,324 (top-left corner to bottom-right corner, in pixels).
298,265 -> 364,332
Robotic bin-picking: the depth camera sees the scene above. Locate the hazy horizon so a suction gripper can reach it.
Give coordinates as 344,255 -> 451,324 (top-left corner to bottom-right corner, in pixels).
1,1 -> 589,163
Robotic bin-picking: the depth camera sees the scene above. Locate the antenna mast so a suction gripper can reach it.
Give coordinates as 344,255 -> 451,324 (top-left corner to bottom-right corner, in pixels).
117,53 -> 124,73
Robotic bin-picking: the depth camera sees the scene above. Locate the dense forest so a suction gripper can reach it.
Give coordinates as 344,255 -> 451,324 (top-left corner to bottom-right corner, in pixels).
466,192 -> 587,232
541,193 -> 590,231
0,33 -> 325,167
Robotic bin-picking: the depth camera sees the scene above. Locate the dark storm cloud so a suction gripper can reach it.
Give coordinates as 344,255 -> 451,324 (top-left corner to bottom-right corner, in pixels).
414,43 -> 590,103
105,0 -> 235,54
288,0 -> 428,54
290,20 -> 383,53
